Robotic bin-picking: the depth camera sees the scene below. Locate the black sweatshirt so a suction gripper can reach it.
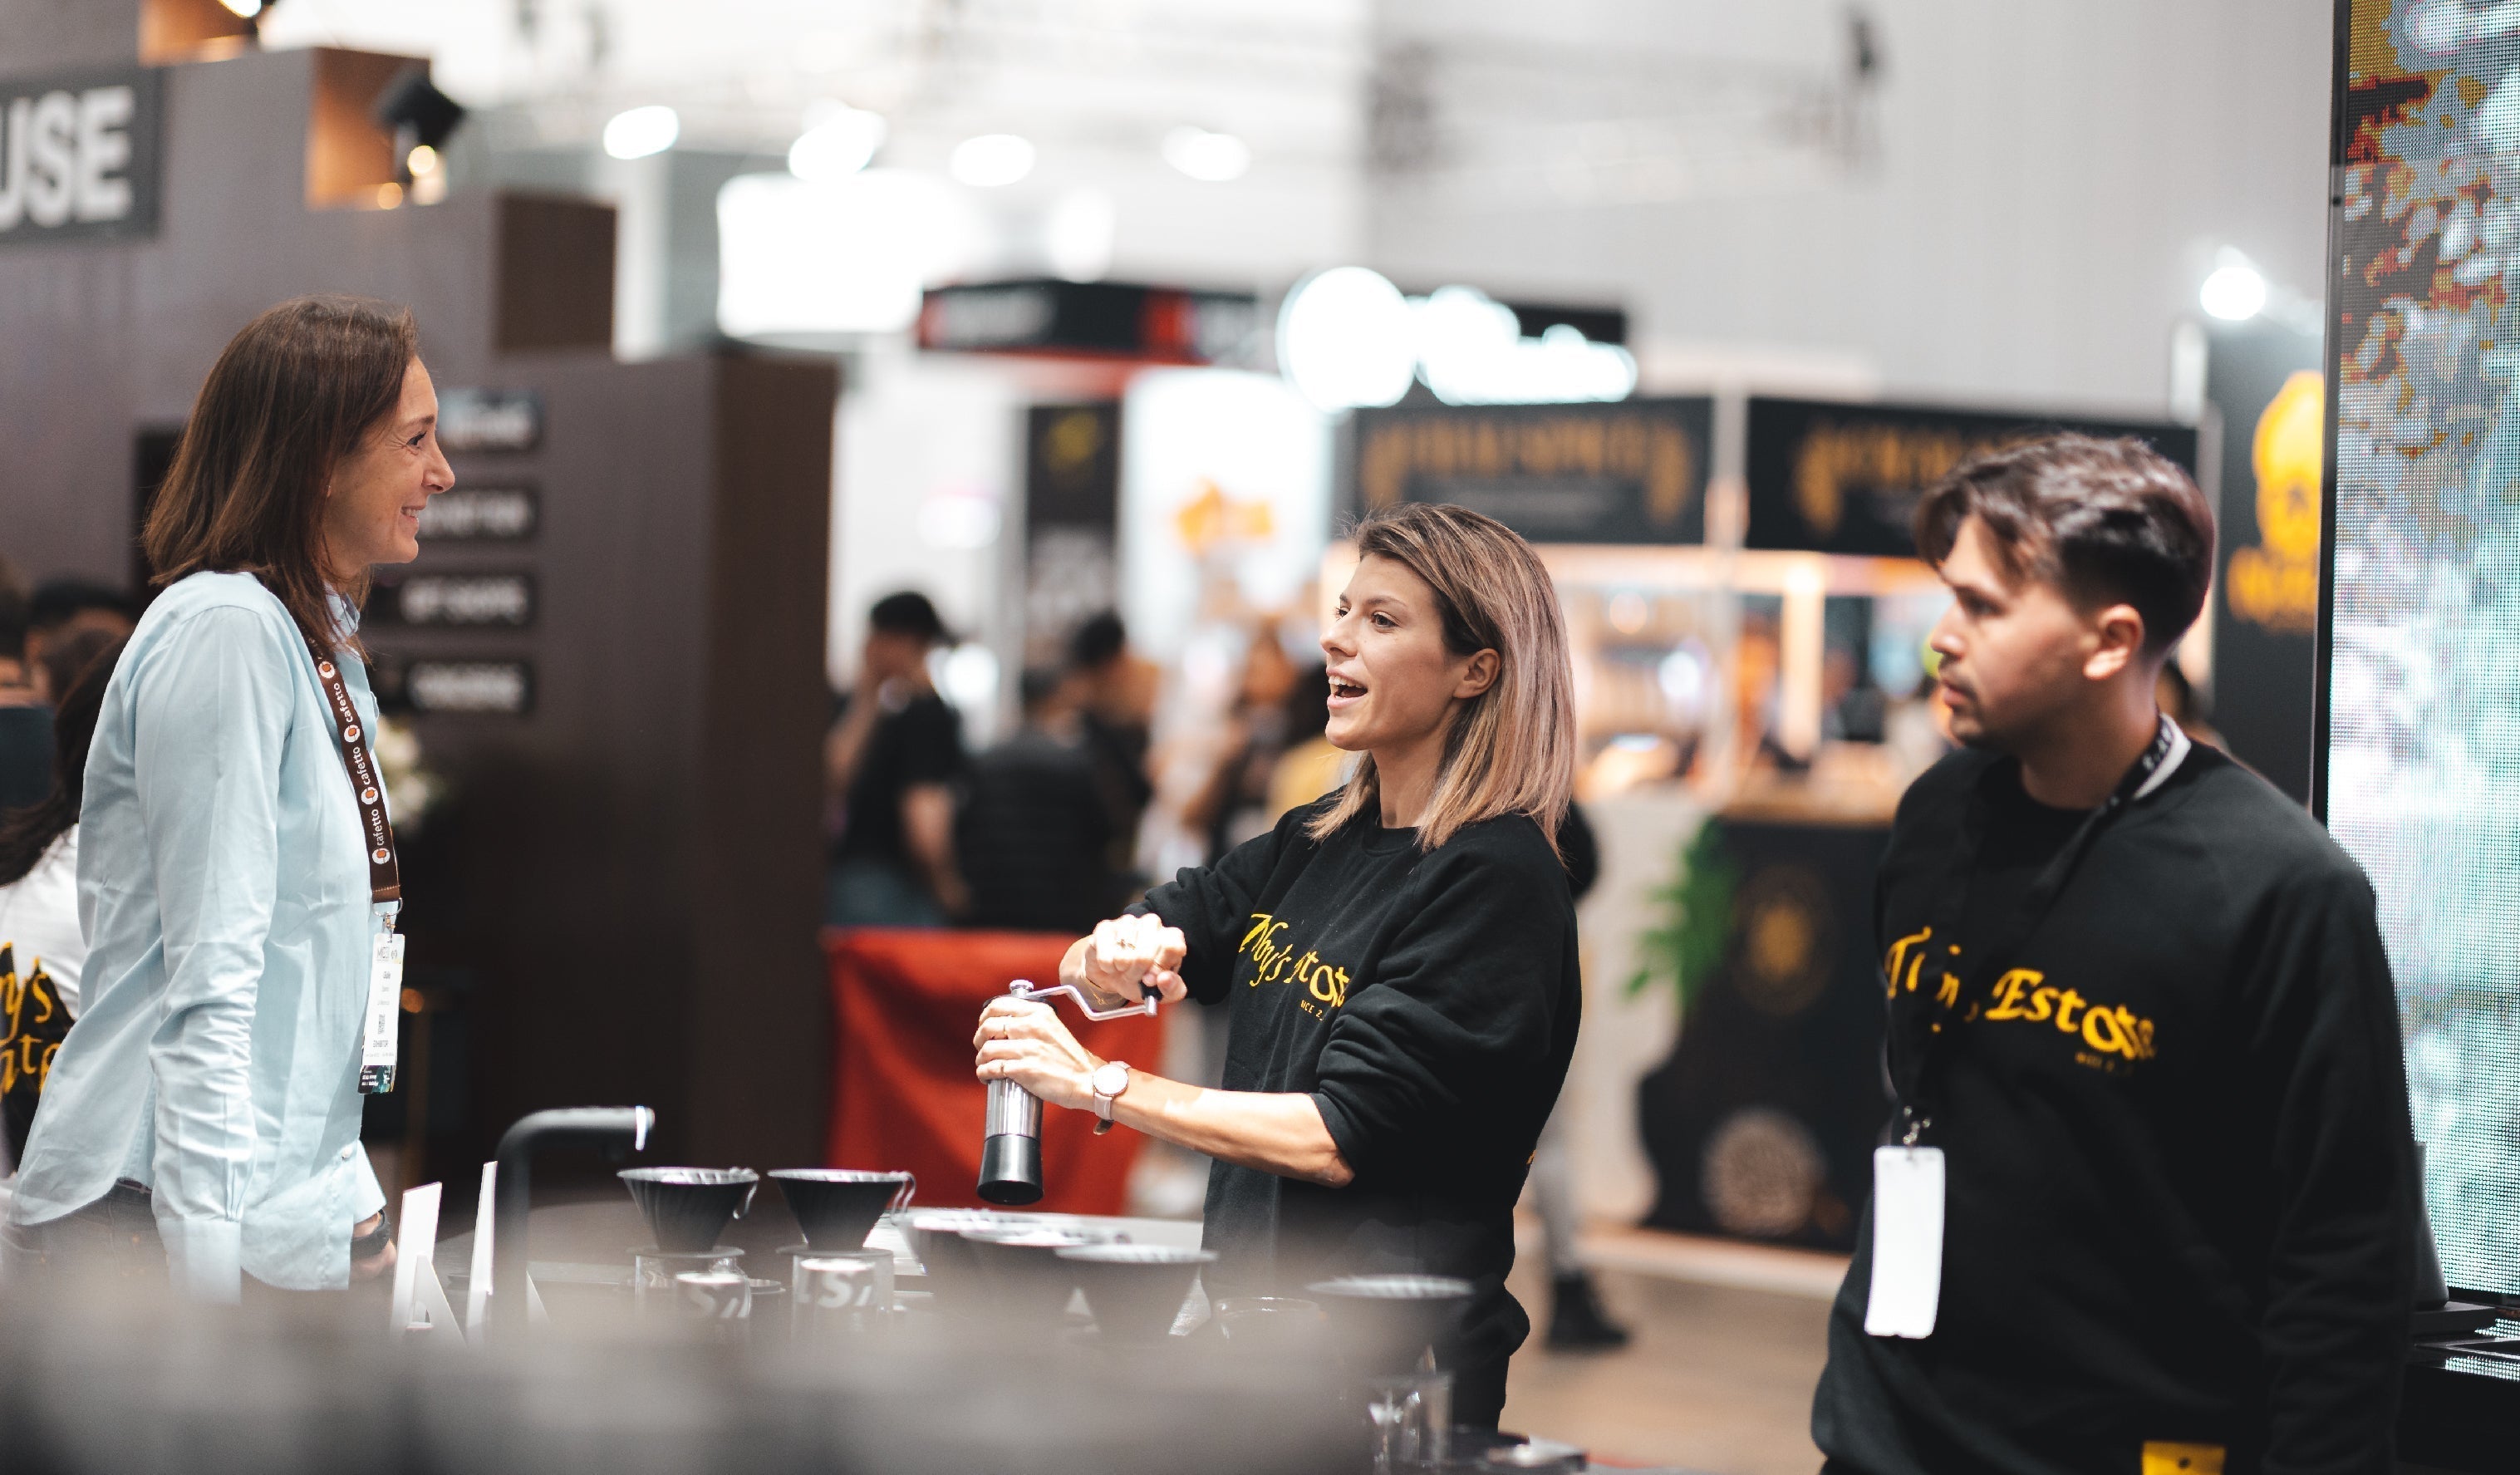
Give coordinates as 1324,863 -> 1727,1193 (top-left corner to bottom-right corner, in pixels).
1812,744 -> 2418,1475
1139,801 -> 1580,1370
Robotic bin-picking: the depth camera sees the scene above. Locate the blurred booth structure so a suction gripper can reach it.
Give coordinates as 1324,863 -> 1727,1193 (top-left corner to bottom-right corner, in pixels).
823,930 -> 1161,1215
0,1 -> 839,1181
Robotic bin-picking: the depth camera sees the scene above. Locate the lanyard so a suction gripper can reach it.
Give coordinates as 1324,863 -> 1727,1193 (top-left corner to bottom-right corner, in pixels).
1886,714 -> 2188,1146
312,654 -> 403,927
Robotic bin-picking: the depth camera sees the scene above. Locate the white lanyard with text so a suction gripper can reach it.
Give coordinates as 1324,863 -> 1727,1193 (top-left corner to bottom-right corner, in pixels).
313,654 -> 405,1094
1865,713 -> 2190,1339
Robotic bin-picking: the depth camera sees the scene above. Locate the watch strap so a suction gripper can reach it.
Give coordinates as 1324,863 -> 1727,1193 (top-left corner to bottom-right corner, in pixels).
1093,1061 -> 1130,1133
351,1207 -> 395,1261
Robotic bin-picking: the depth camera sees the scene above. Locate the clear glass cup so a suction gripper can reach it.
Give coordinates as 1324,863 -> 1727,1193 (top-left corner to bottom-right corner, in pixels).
1362,1370 -> 1451,1475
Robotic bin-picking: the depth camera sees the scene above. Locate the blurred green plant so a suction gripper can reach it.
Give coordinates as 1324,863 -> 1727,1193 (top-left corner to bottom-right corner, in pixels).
1624,815 -> 1737,1018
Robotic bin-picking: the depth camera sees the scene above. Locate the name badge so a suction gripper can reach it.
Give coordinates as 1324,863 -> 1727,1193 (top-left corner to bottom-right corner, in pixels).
360,929 -> 406,1094
1864,1145 -> 1944,1339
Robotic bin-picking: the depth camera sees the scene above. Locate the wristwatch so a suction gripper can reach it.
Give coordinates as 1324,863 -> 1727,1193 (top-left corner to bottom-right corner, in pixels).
1091,1061 -> 1132,1135
351,1207 -> 395,1261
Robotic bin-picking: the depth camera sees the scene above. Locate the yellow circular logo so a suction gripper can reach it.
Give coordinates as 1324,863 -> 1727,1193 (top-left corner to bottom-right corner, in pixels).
1732,864 -> 1835,1018
2252,371 -> 2324,561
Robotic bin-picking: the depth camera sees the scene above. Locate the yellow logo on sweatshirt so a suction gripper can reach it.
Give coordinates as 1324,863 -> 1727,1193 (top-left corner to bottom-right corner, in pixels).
1882,927 -> 2157,1073
2140,1443 -> 2223,1475
1240,912 -> 1353,1020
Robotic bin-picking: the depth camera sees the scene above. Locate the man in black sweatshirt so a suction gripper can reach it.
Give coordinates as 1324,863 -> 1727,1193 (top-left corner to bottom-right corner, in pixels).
1810,435 -> 2417,1475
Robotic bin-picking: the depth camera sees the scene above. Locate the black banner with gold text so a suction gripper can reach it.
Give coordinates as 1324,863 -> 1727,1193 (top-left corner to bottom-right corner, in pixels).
1745,397 -> 2199,558
1346,397 -> 1712,544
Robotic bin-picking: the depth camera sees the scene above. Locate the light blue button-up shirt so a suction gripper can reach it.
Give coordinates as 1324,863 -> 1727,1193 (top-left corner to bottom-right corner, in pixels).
11,572 -> 389,1299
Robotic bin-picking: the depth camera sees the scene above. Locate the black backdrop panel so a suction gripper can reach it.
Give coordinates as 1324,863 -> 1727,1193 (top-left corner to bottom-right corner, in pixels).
1745,396 -> 2201,557
1638,818 -> 1891,1251
2206,321 -> 2322,803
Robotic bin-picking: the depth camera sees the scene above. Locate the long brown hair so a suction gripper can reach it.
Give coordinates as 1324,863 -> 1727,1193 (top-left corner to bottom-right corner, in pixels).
142,296 -> 420,656
1305,502 -> 1577,854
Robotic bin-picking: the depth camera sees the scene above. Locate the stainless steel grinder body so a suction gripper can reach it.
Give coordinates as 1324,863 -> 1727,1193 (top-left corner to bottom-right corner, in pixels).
976,978 -> 1156,1205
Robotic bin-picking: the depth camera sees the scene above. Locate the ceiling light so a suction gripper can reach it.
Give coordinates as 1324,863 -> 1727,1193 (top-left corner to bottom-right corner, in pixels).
603,105 -> 680,160
1276,267 -> 1416,411
406,144 -> 440,176
951,133 -> 1034,188
219,0 -> 263,16
1162,125 -> 1250,182
788,106 -> 886,181
2199,260 -> 2267,322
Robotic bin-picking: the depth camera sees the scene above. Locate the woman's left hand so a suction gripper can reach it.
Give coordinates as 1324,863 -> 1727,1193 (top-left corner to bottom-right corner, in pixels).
972,998 -> 1102,1112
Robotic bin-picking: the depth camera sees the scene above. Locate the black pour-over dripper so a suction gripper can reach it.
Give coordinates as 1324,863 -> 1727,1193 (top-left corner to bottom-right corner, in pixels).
1058,1244 -> 1216,1342
1304,1274 -> 1475,1374
769,1169 -> 916,1251
962,1227 -> 1098,1325
618,1167 -> 759,1253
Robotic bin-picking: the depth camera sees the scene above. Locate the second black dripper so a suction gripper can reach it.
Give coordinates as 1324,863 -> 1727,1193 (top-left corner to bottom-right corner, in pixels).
619,1167 -> 759,1252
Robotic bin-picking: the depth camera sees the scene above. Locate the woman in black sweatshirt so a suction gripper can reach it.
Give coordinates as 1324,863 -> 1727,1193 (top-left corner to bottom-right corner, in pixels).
974,501 -> 1581,1427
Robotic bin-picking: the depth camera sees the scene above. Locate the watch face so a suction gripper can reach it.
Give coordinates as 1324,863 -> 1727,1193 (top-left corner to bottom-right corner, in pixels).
1094,1063 -> 1129,1096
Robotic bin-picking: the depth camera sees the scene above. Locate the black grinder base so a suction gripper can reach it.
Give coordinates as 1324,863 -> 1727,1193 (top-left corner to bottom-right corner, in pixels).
978,1133 -> 1044,1205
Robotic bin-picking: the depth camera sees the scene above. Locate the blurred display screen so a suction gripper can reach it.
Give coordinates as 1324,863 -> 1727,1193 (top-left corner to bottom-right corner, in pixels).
2327,1 -> 2520,1294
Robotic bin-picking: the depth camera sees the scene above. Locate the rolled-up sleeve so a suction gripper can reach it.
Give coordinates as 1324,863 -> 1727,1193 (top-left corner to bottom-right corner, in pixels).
135,607 -> 296,1302
1309,848 -> 1569,1179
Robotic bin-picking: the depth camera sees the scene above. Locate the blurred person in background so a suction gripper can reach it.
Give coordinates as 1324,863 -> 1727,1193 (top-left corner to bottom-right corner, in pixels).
0,569 -> 42,812
0,557 -> 28,695
955,666 -> 1117,934
1181,632 -> 1303,863
0,632 -> 125,1170
975,503 -> 1582,1428
1526,802 -> 1629,1350
6,295 -> 447,1297
23,579 -> 135,670
2154,657 -> 2223,750
826,590 -> 967,927
1265,663 -> 1343,818
1066,611 -> 1158,888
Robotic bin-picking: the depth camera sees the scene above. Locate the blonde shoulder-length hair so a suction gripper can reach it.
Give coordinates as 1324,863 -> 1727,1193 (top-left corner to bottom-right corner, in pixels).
1305,502 -> 1578,855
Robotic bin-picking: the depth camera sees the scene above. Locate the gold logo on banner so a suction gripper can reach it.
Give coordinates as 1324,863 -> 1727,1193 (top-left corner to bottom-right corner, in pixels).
1358,412 -> 1697,527
1791,421 -> 2019,537
2225,371 -> 2322,633
1732,865 -> 1833,1018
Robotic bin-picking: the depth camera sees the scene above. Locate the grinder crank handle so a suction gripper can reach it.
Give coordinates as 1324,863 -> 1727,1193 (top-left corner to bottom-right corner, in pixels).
1008,977 -> 1160,1021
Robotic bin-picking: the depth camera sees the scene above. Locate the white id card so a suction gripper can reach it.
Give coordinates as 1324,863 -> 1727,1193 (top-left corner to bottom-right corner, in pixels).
359,930 -> 406,1094
1864,1145 -> 1944,1339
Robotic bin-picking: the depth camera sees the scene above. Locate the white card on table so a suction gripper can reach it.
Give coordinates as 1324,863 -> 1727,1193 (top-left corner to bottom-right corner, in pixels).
1864,1145 -> 1945,1340
387,1181 -> 443,1335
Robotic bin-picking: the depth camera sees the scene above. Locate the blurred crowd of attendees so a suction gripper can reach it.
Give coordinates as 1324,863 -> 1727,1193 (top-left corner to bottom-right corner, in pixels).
0,562 -> 135,811
821,589 -> 1340,938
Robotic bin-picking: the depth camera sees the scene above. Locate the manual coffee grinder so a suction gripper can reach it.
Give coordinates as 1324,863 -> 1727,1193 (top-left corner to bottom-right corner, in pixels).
979,978 -> 1157,1205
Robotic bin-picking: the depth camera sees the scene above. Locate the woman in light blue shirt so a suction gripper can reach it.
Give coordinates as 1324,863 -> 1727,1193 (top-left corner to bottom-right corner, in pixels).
6,296 -> 452,1300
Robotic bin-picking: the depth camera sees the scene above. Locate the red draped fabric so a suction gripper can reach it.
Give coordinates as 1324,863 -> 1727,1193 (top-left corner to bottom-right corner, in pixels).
823,928 -> 1162,1214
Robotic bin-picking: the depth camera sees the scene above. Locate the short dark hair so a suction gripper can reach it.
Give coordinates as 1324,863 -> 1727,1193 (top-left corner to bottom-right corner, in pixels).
143,295 -> 421,657
27,578 -> 132,633
1068,611 -> 1127,671
1914,434 -> 2214,657
0,631 -> 124,887
867,589 -> 947,645
0,574 -> 25,663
